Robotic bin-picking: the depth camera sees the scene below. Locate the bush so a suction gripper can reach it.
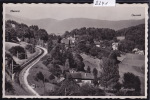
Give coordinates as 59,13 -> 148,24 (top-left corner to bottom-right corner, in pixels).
25,44 -> 36,53
113,82 -> 122,91
5,80 -> 14,92
48,64 -> 62,77
49,74 -> 55,80
79,84 -> 105,96
122,72 -> 141,96
9,46 -> 27,59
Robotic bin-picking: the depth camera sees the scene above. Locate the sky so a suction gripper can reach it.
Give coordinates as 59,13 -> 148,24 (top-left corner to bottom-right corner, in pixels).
4,4 -> 146,21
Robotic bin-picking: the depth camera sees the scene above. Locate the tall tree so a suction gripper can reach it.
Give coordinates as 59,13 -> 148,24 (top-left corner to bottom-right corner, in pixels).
99,57 -> 120,89
65,59 -> 70,71
56,78 -> 80,96
48,39 -> 53,53
87,66 -> 91,73
73,53 -> 85,71
93,68 -> 98,78
36,71 -> 45,93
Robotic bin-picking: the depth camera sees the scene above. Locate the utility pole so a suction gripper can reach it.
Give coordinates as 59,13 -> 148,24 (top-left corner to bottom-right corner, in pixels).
65,88 -> 66,96
26,52 -> 27,59
11,60 -> 14,81
32,45 -> 33,53
17,51 -> 18,58
47,43 -> 48,51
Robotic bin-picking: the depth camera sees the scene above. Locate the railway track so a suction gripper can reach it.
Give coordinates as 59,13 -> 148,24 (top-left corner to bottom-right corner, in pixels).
15,46 -> 47,96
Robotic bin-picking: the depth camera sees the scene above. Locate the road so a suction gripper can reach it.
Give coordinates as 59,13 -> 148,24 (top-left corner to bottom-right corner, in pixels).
18,46 -> 47,96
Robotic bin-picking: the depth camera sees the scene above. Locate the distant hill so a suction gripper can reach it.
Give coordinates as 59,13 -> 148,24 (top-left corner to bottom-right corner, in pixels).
6,14 -> 145,35
5,14 -> 58,31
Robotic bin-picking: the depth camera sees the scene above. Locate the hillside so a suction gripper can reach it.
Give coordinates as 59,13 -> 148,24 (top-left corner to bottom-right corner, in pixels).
6,14 -> 145,35
5,14 -> 58,33
117,24 -> 145,51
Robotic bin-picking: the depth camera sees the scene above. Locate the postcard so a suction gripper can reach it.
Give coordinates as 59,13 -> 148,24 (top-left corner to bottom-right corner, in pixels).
3,3 -> 148,98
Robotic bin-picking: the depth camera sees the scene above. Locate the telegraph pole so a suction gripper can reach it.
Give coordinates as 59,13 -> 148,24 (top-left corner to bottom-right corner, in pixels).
11,60 -> 14,81
65,88 -> 66,96
17,51 -> 18,58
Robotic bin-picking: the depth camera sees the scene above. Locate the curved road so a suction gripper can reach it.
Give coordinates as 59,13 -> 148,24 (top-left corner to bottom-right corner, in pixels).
18,46 -> 47,96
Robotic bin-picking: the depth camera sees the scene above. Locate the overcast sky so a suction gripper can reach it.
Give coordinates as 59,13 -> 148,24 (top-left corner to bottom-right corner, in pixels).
4,4 -> 146,21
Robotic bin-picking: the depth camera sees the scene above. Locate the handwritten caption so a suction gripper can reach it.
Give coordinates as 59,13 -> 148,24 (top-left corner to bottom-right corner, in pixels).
93,0 -> 116,7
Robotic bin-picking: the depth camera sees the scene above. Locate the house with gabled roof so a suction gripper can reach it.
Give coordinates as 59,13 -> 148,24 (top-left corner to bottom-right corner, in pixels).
70,71 -> 94,85
61,38 -> 75,49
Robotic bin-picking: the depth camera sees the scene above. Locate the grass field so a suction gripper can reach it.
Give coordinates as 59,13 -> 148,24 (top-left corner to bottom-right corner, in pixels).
5,42 -> 20,51
27,61 -> 55,95
81,53 -> 102,75
5,70 -> 29,95
5,42 -> 28,51
119,53 -> 145,95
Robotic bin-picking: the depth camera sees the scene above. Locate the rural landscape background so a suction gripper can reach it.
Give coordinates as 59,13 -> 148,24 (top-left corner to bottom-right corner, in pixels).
4,5 -> 145,97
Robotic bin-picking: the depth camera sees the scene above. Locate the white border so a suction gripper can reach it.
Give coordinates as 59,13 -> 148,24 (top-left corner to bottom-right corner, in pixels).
2,3 -> 149,99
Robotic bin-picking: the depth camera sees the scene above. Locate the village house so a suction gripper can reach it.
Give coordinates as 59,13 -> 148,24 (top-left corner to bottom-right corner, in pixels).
116,36 -> 125,41
61,37 -> 75,49
70,71 -> 94,86
112,42 -> 118,50
132,48 -> 144,55
67,36 -> 75,44
61,38 -> 70,49
94,41 -> 101,47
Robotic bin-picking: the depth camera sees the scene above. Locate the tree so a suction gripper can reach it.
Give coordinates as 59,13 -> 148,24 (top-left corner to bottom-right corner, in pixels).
74,53 -> 85,71
50,45 -> 62,64
113,82 -> 122,91
36,71 -> 45,93
57,36 -> 62,43
5,80 -> 14,93
56,78 -> 80,96
113,37 -> 118,42
87,66 -> 91,73
9,46 -> 27,59
79,83 -> 105,96
25,44 -> 35,53
76,61 -> 85,72
93,78 -> 99,86
47,39 -> 53,53
65,59 -> 70,70
118,40 -> 135,52
48,64 -> 62,77
122,72 -> 141,96
64,50 -> 76,68
49,74 -> 55,80
93,68 -> 98,78
89,46 -> 98,56
108,50 -> 121,64
37,29 -> 48,42
36,71 -> 44,82
99,57 -> 120,89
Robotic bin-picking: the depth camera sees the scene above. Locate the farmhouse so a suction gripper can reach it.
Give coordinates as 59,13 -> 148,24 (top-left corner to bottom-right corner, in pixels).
132,48 -> 144,55
70,72 -> 94,85
61,38 -> 75,49
67,36 -> 75,43
112,42 -> 118,50
117,36 -> 125,41
94,41 -> 101,47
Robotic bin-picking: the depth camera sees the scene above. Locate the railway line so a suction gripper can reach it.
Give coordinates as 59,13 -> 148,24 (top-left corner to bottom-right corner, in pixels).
15,46 -> 47,96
